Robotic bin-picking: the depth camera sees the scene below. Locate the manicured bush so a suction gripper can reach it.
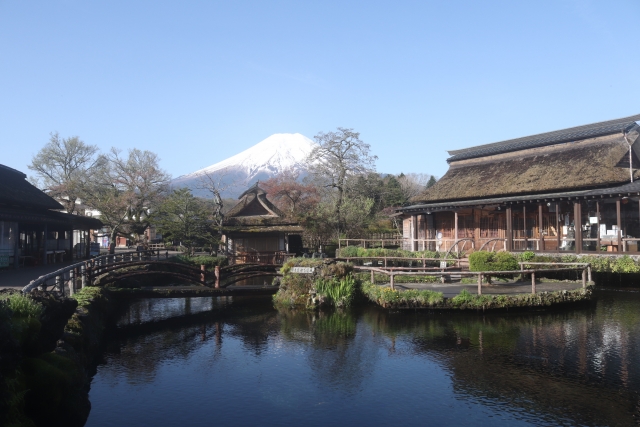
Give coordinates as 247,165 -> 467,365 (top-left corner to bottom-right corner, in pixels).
469,251 -> 518,272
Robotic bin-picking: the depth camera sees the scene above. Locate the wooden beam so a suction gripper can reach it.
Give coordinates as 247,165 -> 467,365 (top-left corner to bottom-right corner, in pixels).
574,201 -> 582,254
596,201 -> 601,252
454,211 -> 458,253
556,203 -> 561,251
506,207 -> 513,251
617,199 -> 622,252
538,204 -> 544,251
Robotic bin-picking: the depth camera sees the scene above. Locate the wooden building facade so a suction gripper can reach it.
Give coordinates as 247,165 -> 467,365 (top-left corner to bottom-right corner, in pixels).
398,114 -> 640,254
0,164 -> 102,269
222,183 -> 302,264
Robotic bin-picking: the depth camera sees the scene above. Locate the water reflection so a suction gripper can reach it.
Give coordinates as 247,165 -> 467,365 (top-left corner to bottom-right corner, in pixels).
86,291 -> 640,427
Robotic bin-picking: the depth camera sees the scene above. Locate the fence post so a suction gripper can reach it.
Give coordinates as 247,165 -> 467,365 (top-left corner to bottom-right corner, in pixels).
370,269 -> 375,284
477,273 -> 482,295
157,250 -> 160,261
166,250 -> 169,259
81,264 -> 87,288
390,273 -> 394,290
56,275 -> 64,296
582,268 -> 587,288
201,265 -> 206,285
587,265 -> 592,284
68,269 -> 75,296
531,271 -> 536,294
215,266 -> 220,288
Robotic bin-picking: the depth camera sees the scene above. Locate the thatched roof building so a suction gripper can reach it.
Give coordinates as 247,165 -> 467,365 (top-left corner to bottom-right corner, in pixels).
413,114 -> 640,204
398,114 -> 640,255
222,183 -> 302,263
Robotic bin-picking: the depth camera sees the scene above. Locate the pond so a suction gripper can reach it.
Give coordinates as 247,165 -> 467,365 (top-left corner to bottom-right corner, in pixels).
84,290 -> 640,427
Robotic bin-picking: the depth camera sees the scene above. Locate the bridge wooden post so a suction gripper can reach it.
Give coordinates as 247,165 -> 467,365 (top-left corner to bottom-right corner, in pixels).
582,268 -> 587,288
215,266 -> 220,288
370,269 -> 374,284
166,250 -> 169,259
478,273 -> 482,295
68,269 -> 75,296
390,273 -> 394,290
157,251 -> 160,261
201,265 -> 206,285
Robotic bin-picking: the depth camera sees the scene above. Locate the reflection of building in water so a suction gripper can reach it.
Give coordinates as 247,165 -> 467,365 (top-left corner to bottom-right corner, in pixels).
397,114 -> 640,255
362,299 -> 640,427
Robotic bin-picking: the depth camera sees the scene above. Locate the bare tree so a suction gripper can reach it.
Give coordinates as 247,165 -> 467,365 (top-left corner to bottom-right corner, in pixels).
83,148 -> 170,252
397,173 -> 433,202
307,128 -> 377,234
28,132 -> 104,213
195,168 -> 239,254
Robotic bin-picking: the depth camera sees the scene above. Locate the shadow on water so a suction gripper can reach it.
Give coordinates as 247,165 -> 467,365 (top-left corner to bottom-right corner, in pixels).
85,289 -> 640,427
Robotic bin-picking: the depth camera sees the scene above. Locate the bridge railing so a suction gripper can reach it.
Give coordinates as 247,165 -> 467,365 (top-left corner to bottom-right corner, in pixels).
21,250 -> 163,295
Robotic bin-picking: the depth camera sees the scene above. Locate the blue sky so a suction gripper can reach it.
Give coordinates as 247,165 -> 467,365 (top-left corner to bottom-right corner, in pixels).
2,0 -> 640,180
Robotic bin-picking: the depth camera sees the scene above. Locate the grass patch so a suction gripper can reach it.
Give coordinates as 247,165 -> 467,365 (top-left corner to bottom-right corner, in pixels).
315,275 -> 356,308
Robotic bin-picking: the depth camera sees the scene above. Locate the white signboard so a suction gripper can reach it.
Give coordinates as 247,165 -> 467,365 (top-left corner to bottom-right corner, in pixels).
291,267 -> 315,274
440,261 -> 447,269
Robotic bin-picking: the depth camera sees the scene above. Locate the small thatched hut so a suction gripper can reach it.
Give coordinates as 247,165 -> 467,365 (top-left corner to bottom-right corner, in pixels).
222,183 -> 302,264
398,114 -> 640,254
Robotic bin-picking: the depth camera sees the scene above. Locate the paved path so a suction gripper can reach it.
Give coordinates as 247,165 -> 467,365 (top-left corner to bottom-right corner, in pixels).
0,261 -> 78,290
388,281 -> 584,298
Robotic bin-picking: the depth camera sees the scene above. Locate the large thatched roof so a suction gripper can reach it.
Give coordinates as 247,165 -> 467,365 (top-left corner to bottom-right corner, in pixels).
224,183 -> 298,228
413,116 -> 640,204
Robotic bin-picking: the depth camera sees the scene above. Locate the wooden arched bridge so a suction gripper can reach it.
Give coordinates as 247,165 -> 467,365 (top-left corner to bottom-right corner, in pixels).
21,250 -> 282,297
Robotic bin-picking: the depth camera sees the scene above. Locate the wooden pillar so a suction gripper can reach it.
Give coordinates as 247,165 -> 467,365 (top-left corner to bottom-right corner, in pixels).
201,265 -> 206,285
523,204 -> 528,250
42,225 -> 48,265
412,214 -> 418,252
596,202 -> 601,252
454,211 -> 459,252
13,223 -> 19,269
390,273 -> 394,290
574,201 -> 582,254
215,265 -> 220,288
617,199 -> 622,252
556,203 -> 561,251
506,207 -> 513,251
477,273 -> 482,295
538,204 -> 544,252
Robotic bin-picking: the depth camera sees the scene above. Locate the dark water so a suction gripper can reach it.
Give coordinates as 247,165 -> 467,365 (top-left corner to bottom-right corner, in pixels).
84,291 -> 640,427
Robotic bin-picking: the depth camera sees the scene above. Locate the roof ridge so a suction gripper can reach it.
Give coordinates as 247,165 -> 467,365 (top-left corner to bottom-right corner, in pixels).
447,114 -> 640,161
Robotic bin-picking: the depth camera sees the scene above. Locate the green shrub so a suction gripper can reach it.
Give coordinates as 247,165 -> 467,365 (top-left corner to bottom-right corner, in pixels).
360,281 -> 443,307
611,255 -> 640,273
4,294 -> 42,319
469,251 -> 518,272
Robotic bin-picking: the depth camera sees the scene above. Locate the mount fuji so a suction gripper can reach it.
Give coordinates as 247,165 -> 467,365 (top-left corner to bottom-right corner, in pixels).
171,133 -> 317,198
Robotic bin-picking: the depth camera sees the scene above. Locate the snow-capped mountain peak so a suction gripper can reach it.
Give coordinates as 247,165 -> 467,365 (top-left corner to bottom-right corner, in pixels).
172,133 -> 317,198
